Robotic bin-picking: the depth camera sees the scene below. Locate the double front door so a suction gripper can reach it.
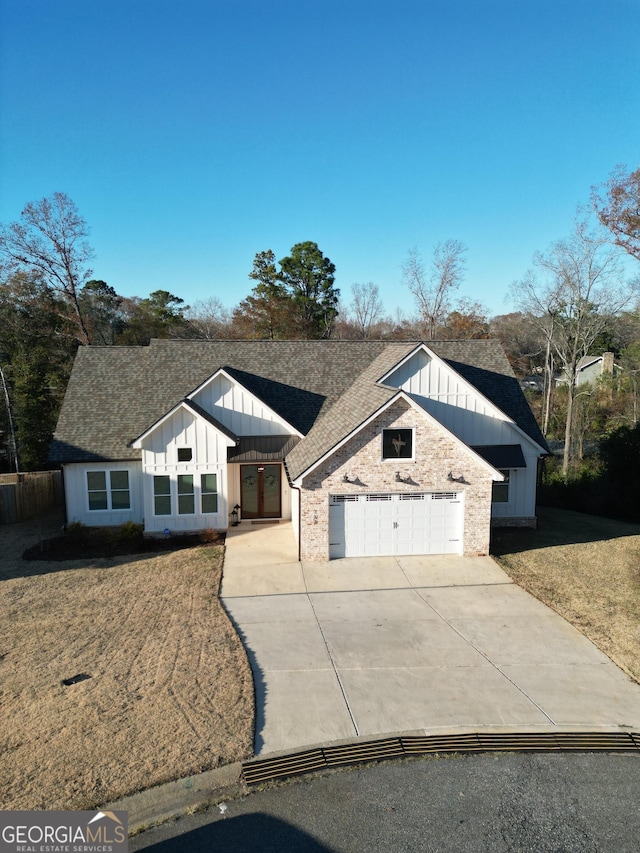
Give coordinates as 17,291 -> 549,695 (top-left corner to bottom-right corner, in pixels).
240,464 -> 281,519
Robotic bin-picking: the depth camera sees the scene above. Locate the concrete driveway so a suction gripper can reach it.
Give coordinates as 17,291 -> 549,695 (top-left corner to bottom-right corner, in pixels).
221,522 -> 640,756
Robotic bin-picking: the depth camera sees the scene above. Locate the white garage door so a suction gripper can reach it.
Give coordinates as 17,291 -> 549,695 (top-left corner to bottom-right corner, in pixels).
329,492 -> 463,559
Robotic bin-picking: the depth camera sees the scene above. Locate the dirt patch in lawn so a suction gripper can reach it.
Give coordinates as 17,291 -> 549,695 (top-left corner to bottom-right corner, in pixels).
492,507 -> 640,684
0,528 -> 254,810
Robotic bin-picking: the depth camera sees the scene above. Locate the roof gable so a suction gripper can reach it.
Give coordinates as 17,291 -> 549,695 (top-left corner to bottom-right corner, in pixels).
188,367 -> 304,437
290,390 -> 503,483
131,399 -> 237,448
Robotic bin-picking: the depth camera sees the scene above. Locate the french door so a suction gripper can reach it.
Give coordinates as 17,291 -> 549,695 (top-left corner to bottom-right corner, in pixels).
240,464 -> 281,519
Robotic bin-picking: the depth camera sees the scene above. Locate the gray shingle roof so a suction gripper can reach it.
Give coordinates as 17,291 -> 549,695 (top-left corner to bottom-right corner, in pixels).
49,339 -> 548,468
285,344 -> 414,480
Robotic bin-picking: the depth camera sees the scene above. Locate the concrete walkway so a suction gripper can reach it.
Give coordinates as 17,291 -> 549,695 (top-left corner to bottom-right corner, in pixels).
221,522 -> 640,756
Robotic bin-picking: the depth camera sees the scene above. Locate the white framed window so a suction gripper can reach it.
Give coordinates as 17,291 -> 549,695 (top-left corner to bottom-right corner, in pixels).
152,473 -> 219,516
178,474 -> 195,514
492,470 -> 510,503
87,470 -> 131,511
382,428 -> 414,461
177,447 -> 193,462
201,473 -> 218,513
153,475 -> 171,515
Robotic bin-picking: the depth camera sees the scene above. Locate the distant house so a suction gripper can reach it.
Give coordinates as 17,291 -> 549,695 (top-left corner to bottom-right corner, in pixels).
49,339 -> 549,561
556,352 -> 619,387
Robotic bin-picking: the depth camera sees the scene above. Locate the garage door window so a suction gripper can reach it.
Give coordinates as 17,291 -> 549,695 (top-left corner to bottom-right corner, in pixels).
382,429 -> 413,460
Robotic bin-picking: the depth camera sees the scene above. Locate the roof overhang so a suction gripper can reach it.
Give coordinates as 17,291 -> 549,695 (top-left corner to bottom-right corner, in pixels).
227,435 -> 300,462
471,444 -> 527,469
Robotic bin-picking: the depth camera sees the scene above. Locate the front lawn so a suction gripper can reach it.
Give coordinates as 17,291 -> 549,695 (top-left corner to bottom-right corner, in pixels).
492,507 -> 640,684
0,542 -> 254,810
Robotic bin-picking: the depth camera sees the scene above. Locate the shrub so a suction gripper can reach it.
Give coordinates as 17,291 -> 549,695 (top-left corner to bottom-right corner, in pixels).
116,521 -> 144,542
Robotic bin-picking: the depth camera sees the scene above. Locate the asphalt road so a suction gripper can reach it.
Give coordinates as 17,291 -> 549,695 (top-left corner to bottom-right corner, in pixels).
130,752 -> 640,852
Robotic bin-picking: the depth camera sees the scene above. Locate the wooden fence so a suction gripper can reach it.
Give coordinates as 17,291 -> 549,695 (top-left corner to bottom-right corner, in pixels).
0,471 -> 64,524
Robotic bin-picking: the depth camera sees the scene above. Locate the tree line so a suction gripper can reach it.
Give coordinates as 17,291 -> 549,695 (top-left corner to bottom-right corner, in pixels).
0,165 -> 639,478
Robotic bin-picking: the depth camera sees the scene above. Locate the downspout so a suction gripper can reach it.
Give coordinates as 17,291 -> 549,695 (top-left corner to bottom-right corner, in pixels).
291,482 -> 302,562
284,460 -> 302,562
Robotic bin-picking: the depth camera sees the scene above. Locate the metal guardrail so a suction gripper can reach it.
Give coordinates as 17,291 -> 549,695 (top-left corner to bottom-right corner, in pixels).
242,731 -> 640,786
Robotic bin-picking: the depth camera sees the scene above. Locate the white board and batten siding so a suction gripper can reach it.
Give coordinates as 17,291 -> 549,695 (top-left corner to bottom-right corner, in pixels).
387,349 -> 512,445
139,405 -> 231,533
63,461 -> 144,527
387,350 -> 541,520
191,373 -> 298,437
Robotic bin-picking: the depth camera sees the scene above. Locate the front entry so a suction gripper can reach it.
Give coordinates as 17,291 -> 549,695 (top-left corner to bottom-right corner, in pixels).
240,464 -> 281,519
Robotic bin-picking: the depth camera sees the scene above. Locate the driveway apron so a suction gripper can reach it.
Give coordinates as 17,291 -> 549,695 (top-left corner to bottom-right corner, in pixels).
221,523 -> 640,756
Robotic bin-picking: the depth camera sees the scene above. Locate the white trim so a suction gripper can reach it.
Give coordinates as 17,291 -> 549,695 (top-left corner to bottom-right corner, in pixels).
381,427 -> 415,462
84,466 -> 132,514
187,367 -> 305,438
376,342 -> 429,386
292,390 -> 503,485
131,399 -> 237,449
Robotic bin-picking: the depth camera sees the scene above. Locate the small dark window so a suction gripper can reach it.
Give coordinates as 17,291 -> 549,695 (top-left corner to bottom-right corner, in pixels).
177,447 -> 193,462
382,429 -> 413,459
492,470 -> 510,503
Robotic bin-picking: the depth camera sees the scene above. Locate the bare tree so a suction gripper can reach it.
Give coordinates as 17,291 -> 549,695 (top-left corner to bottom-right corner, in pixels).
186,296 -> 234,339
489,311 -> 547,376
0,193 -> 94,344
349,282 -> 383,339
507,279 -> 558,437
402,239 -> 467,339
512,218 -> 637,476
592,164 -> 640,262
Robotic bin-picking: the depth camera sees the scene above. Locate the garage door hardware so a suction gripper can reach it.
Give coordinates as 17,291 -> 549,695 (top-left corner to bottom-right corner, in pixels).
241,731 -> 640,785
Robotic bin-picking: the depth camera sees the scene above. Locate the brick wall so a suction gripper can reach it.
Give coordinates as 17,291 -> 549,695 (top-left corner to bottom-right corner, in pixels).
299,399 -> 495,560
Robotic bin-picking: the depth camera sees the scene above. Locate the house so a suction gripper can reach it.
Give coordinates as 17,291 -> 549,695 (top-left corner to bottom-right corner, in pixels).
555,352 -> 619,387
48,339 -> 548,560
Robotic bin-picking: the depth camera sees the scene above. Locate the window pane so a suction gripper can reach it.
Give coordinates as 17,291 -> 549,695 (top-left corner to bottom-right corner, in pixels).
178,475 -> 194,514
262,465 -> 280,515
492,473 -> 510,503
202,493 -> 218,513
382,429 -> 413,459
110,470 -> 129,490
492,484 -> 509,503
110,470 -> 130,510
87,471 -> 106,491
154,475 -> 170,495
154,495 -> 172,515
202,473 -> 217,493
178,494 -> 195,514
177,447 -> 193,462
201,473 -> 218,514
154,476 -> 171,515
111,490 -> 130,510
88,491 -> 108,511
178,474 -> 193,494
87,471 -> 107,511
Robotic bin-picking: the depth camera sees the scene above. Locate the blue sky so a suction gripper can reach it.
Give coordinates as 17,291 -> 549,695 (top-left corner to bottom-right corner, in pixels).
1,0 -> 639,320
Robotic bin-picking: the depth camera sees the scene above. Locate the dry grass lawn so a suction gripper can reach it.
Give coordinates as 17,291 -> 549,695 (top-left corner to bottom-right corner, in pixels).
492,506 -> 640,684
0,540 -> 254,810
